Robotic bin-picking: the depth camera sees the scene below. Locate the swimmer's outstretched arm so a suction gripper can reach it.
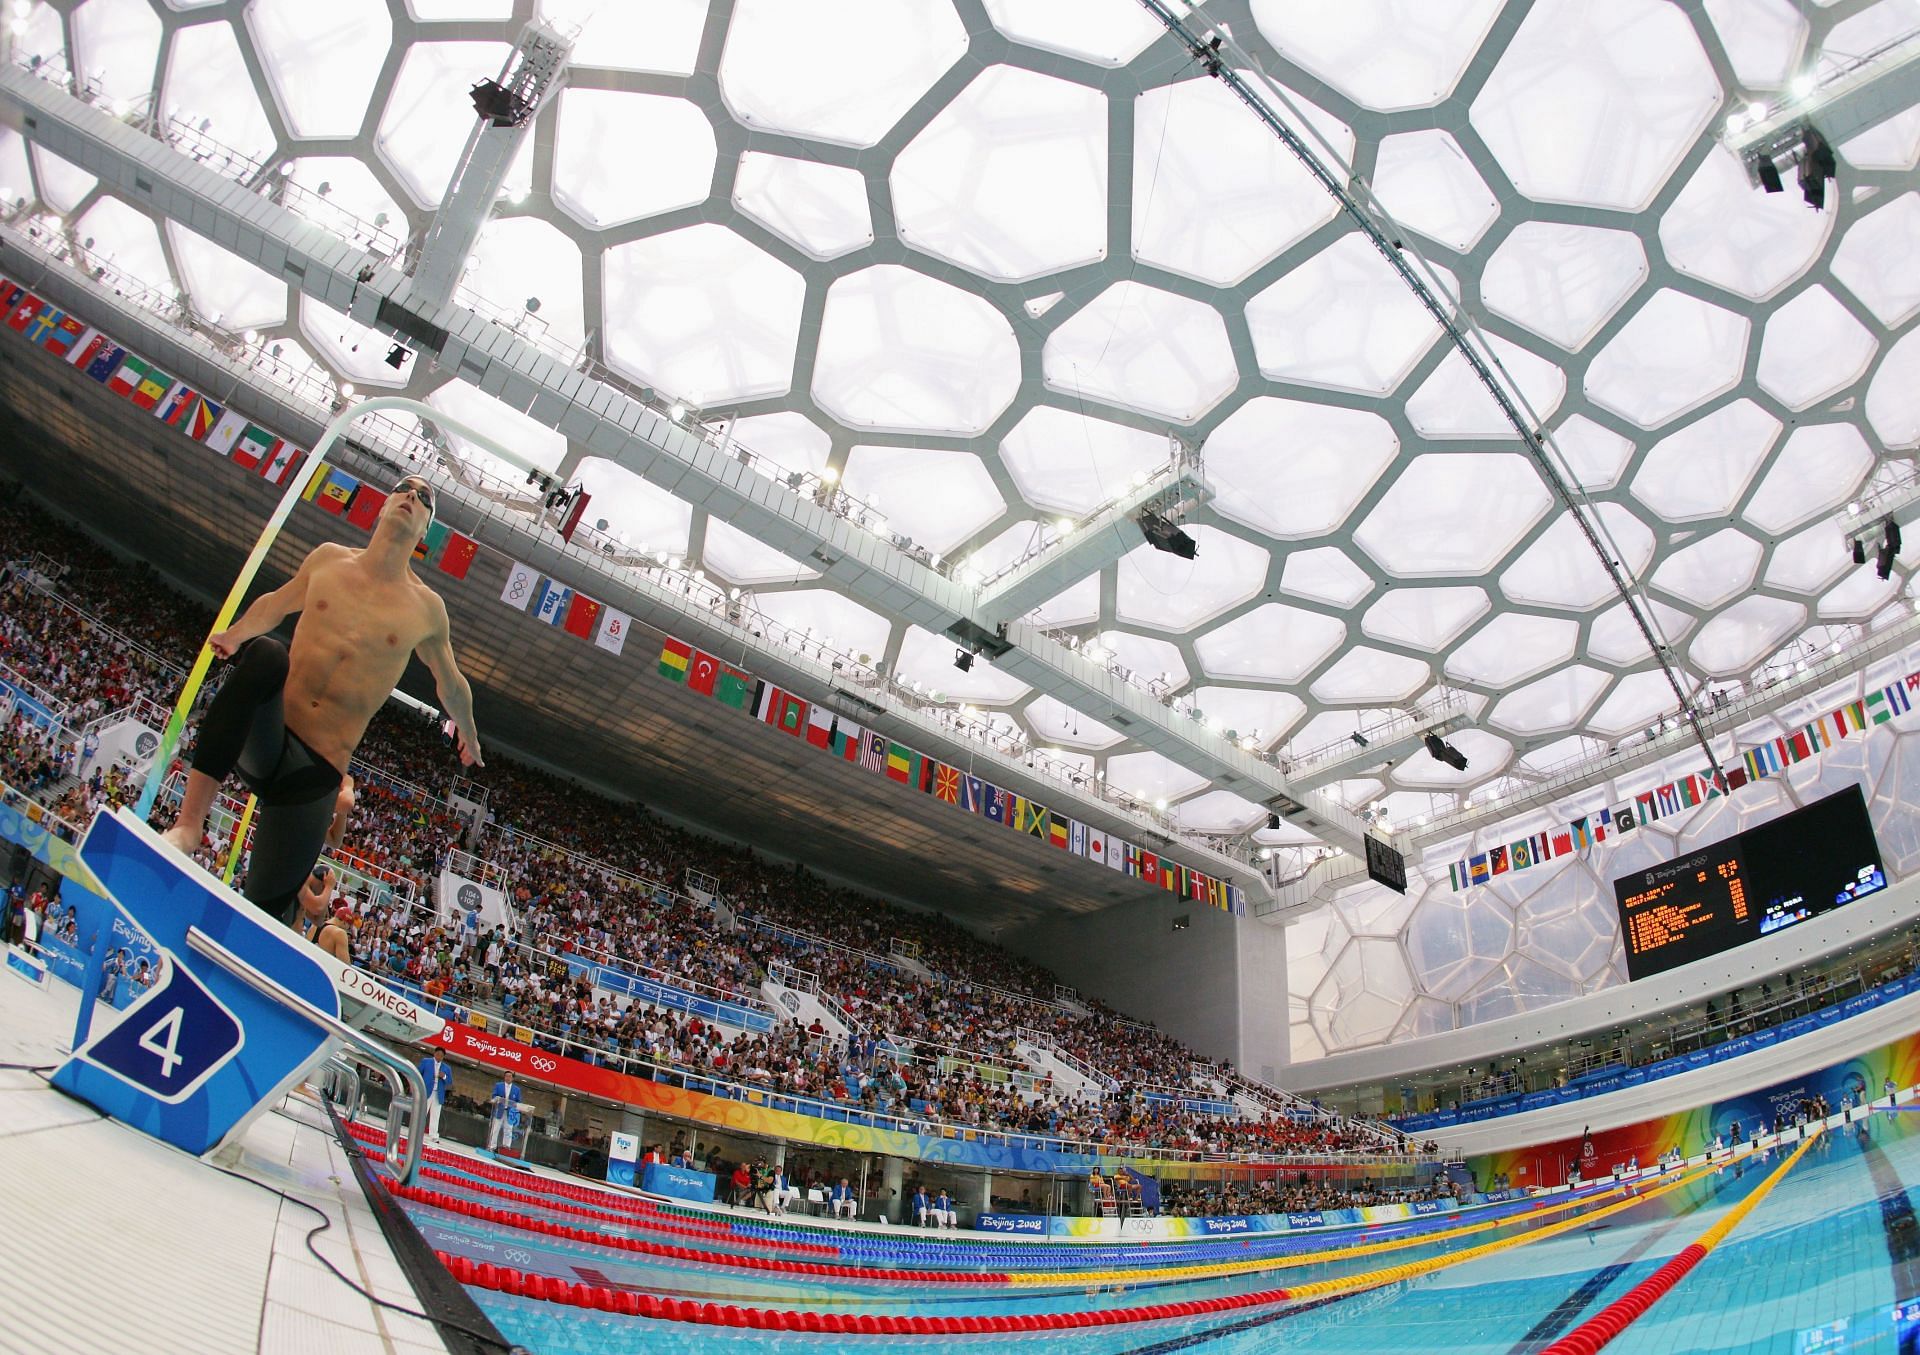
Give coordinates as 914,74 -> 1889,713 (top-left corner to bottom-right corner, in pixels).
416,597 -> 484,768
212,544 -> 346,657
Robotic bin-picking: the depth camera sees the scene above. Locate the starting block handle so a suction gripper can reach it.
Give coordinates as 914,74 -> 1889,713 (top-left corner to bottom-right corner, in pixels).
185,926 -> 426,1185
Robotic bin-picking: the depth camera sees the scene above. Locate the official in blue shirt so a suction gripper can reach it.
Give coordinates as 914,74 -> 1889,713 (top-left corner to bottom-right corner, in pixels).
830,1177 -> 856,1219
417,1050 -> 452,1141
487,1070 -> 522,1152
913,1186 -> 931,1226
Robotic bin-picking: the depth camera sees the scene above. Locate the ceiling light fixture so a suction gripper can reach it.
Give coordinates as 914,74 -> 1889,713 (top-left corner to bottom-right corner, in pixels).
1877,517 -> 1901,581
1422,732 -> 1468,772
1136,509 -> 1197,559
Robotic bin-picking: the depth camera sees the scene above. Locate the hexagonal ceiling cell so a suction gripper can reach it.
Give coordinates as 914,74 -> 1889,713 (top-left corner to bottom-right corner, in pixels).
604,224 -> 806,407
1469,0 -> 1717,211
1114,527 -> 1269,632
1132,75 -> 1351,288
426,379 -> 568,479
1629,399 -> 1783,524
980,0 -> 1165,67
248,0 -> 391,140
1490,665 -> 1612,737
1281,547 -> 1374,609
1404,335 -> 1567,441
1353,453 -> 1553,579
1660,144 -> 1835,300
1189,686 -> 1307,749
1702,0 -> 1807,90
1246,234 -> 1452,395
569,457 -> 694,558
1194,603 -> 1346,684
1548,416 -> 1638,492
1253,0 -> 1501,111
375,41 -> 515,208
1101,629 -> 1190,691
1744,423 -> 1875,537
1758,285 -> 1881,413
163,19 -> 279,168
284,157 -> 406,244
1867,328 -> 1920,448
1820,562 -> 1905,621
74,195 -> 169,290
1173,789 -> 1267,835
537,0 -> 710,76
1043,281 -> 1237,423
840,444 -> 1006,558
892,65 -> 1106,283
718,0 -> 966,148
1689,595 -> 1807,674
1586,669 -> 1689,738
1309,648 -> 1431,706
467,216 -> 587,354
1392,727 -> 1514,790
300,298 -> 410,388
550,89 -> 716,228
1362,586 -> 1490,652
732,153 -> 873,261
1444,612 -> 1581,688
1105,750 -> 1211,806
71,0 -> 164,108
1403,889 -> 1513,1001
752,588 -> 892,669
999,407 -> 1171,519
1499,502 -> 1655,612
1024,694 -> 1123,751
1831,192 -> 1920,327
30,144 -> 96,215
1585,290 -> 1751,429
1765,520 -> 1852,596
1587,597 -> 1694,667
1370,128 -> 1500,253
1652,529 -> 1765,610
815,265 -> 1020,435
1031,576 -> 1100,629
1204,397 -> 1400,540
166,223 -> 287,331
1480,223 -> 1649,353
700,519 -> 818,588
725,411 -> 833,479
896,625 -> 1028,704
1312,937 -> 1416,1050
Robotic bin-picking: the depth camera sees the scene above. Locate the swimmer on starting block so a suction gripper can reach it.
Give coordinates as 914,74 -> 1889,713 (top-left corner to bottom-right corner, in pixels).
162,476 -> 483,924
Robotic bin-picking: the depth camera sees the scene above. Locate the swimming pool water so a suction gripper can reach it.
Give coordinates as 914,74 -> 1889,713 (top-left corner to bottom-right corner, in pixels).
393,1110 -> 1920,1354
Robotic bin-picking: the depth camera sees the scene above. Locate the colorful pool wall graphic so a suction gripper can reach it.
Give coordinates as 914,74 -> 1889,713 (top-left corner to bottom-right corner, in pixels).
1469,1029 -> 1920,1189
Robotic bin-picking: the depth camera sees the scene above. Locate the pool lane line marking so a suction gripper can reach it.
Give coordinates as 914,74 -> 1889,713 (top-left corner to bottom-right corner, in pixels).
1533,1130 -> 1821,1355
1850,1117 -> 1920,1303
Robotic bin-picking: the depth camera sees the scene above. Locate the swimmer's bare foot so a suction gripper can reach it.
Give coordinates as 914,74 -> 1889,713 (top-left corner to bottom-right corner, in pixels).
160,822 -> 203,856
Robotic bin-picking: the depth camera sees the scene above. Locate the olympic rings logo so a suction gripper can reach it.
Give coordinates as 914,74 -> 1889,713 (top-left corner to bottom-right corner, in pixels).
531,1055 -> 558,1073
508,577 -> 530,602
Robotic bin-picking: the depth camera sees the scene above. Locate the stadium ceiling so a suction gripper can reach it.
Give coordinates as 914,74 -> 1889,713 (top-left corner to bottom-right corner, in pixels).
2,0 -> 1920,862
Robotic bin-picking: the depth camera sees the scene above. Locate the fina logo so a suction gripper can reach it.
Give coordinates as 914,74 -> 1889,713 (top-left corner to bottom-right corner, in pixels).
457,883 -> 482,909
133,731 -> 158,759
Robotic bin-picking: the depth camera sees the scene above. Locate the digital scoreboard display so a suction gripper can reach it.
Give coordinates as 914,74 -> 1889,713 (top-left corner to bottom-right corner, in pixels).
1613,786 -> 1887,981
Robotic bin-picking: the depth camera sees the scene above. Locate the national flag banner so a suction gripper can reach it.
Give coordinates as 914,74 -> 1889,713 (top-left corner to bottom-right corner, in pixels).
346,485 -> 386,531
1885,682 -> 1912,718
1468,853 -> 1490,884
1551,830 -> 1571,857
1788,729 -> 1812,762
688,651 -> 721,697
594,608 -> 630,656
202,408 -> 249,456
108,353 -> 147,398
805,705 -> 835,750
154,382 -> 195,427
1087,828 -> 1109,865
1676,776 -> 1699,809
1449,861 -> 1469,891
534,580 -> 573,626
69,332 -> 120,374
1595,807 -> 1611,842
436,531 -> 478,581
501,560 -> 540,612
316,468 -> 358,514
262,441 -> 301,486
1571,817 -> 1592,851
1613,803 -> 1637,834
1635,790 -> 1657,823
1868,687 -> 1903,724
180,391 -> 224,440
22,305 -> 62,346
563,593 -> 603,640
983,783 -> 1009,825
912,753 -> 936,793
860,730 -> 888,774
715,665 -> 753,710
752,679 -> 777,720
130,364 -> 172,411
1138,851 -> 1161,886
41,315 -> 87,358
1655,783 -> 1680,816
414,520 -> 452,564
1162,861 -> 1183,893
6,292 -> 41,331
771,690 -> 808,737
1068,820 -> 1088,855
1909,670 -> 1920,691
231,423 -> 278,470
1510,839 -> 1532,871
1489,844 -> 1510,876
833,719 -> 863,762
1027,803 -> 1053,841
1531,831 -> 1553,862
933,762 -> 961,804
658,638 -> 693,681
1846,699 -> 1869,733
1104,835 -> 1128,871
962,774 -> 985,813
1727,766 -> 1750,791
1742,747 -> 1765,782
0,280 -> 20,311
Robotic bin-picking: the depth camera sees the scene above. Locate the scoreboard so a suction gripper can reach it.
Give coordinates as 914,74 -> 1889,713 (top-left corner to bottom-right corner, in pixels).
1612,786 -> 1887,981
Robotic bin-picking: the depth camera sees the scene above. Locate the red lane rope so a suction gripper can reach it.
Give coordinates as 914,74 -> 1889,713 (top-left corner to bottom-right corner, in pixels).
387,1180 -> 1012,1285
432,1249 -> 1294,1333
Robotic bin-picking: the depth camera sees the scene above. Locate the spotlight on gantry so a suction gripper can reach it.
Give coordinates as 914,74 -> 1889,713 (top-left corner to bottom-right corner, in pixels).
1423,732 -> 1468,772
1877,517 -> 1902,582
1136,509 -> 1197,559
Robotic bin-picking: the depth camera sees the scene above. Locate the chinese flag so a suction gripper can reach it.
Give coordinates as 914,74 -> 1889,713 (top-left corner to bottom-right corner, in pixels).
436,532 -> 479,580
563,593 -> 603,640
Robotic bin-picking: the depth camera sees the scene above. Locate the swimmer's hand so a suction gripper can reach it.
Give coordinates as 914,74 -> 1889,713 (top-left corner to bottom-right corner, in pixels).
208,629 -> 244,659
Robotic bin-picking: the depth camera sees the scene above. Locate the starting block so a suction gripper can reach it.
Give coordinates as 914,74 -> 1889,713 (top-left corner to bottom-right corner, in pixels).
50,808 -> 342,1157
5,942 -> 49,989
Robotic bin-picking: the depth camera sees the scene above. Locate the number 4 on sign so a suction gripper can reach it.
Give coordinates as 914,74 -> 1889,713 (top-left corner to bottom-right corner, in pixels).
138,1007 -> 186,1079
75,957 -> 246,1106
